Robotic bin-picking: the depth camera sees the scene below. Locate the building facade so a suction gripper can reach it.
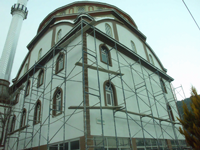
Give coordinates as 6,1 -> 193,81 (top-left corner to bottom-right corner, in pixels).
1,1 -> 188,150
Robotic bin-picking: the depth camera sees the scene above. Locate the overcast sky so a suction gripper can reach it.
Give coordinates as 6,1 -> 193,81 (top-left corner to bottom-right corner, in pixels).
0,0 -> 199,100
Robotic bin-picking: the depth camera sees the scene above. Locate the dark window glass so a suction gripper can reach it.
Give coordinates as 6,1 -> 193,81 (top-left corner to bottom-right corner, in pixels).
71,141 -> 79,150
60,143 -> 68,150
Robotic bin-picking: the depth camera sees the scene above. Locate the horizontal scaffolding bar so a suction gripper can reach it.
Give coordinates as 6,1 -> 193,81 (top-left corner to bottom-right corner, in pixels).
7,125 -> 30,135
68,106 -> 122,110
75,62 -> 124,76
116,109 -> 180,124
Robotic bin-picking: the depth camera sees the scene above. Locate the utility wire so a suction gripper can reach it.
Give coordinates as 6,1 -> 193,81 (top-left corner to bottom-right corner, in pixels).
182,0 -> 200,30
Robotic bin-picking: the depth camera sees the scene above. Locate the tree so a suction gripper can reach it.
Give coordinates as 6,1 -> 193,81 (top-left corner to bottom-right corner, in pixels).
177,87 -> 200,149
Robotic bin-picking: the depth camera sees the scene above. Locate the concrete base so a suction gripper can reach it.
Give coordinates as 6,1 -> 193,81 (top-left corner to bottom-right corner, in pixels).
0,79 -> 10,103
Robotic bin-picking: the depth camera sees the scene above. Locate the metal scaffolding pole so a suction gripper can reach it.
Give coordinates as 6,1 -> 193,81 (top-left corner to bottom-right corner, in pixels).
16,74 -> 30,150
115,43 -> 133,150
47,47 -> 56,149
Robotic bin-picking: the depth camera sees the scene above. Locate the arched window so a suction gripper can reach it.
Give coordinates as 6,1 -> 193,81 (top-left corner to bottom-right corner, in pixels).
78,6 -> 85,13
131,41 -> 137,53
160,79 -> 167,93
105,23 -> 113,37
14,93 -> 20,104
149,54 -> 154,65
56,53 -> 64,74
24,63 -> 28,74
38,48 -> 42,61
53,87 -> 63,116
88,6 -> 94,11
167,104 -> 175,121
100,45 -> 112,66
69,8 -> 74,14
34,100 -> 41,125
10,115 -> 16,132
56,29 -> 62,43
25,80 -> 30,96
37,69 -> 44,87
20,108 -> 26,128
104,81 -> 117,106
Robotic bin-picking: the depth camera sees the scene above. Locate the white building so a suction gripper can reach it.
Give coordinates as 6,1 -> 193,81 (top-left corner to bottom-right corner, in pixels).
1,1 -> 187,150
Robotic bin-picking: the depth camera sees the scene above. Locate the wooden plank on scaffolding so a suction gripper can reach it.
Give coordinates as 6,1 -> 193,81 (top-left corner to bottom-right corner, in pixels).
8,125 -> 30,135
68,106 -> 122,110
75,62 -> 124,76
119,109 -> 180,124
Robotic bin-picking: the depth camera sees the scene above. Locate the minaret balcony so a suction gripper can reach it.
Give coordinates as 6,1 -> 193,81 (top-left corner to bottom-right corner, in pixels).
11,3 -> 28,19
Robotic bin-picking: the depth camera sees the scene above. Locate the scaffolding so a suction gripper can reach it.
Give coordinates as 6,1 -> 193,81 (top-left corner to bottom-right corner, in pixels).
3,17 -> 188,150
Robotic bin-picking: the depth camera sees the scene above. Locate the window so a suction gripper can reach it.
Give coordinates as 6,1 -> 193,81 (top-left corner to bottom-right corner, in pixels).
78,6 -> 85,13
20,108 -> 26,128
34,100 -> 41,125
160,79 -> 167,93
69,8 -> 74,14
131,41 -> 137,53
26,80 -> 30,96
167,104 -> 175,121
56,53 -> 64,74
14,93 -> 20,103
88,6 -> 94,11
24,63 -> 28,74
53,87 -> 63,116
37,69 -> 44,87
105,23 -> 113,37
104,81 -> 117,106
57,29 -> 62,43
38,48 -> 42,60
10,115 -> 16,132
100,45 -> 112,66
149,54 -> 154,65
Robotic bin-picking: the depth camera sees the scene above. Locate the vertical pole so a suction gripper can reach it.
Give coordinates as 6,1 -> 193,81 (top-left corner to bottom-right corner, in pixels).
24,66 -> 36,149
148,73 -> 166,149
63,48 -> 67,149
38,66 -> 47,150
129,62 -> 146,150
93,27 -> 105,149
115,43 -> 133,150
81,19 -> 88,150
138,60 -> 161,149
47,47 -> 56,149
156,71 -> 181,149
16,74 -> 29,150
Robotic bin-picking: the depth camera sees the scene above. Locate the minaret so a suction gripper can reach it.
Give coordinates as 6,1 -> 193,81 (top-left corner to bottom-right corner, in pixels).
0,0 -> 28,101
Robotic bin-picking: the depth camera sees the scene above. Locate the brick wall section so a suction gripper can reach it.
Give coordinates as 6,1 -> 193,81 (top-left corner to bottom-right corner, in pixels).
83,32 -> 94,150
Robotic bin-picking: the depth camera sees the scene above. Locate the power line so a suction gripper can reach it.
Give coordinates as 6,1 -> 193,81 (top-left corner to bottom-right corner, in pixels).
182,0 -> 200,30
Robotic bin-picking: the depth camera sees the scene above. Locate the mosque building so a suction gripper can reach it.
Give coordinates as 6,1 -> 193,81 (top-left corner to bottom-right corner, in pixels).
0,0 -> 188,150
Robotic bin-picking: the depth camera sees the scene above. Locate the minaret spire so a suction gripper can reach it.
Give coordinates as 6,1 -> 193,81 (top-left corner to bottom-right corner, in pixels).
0,0 -> 28,81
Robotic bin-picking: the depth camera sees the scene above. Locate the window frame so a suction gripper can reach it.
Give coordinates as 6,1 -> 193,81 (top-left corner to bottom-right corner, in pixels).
24,63 -> 28,74
88,6 -> 94,11
103,81 -> 118,106
167,104 -> 175,121
99,44 -> 112,66
55,53 -> 65,74
105,23 -> 113,37
149,54 -> 154,65
20,108 -> 27,128
53,87 -> 63,116
160,79 -> 167,93
34,100 -> 41,125
25,80 -> 30,96
69,8 -> 74,14
56,29 -> 62,43
10,115 -> 16,133
131,41 -> 137,53
38,48 -> 42,61
37,69 -> 44,88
